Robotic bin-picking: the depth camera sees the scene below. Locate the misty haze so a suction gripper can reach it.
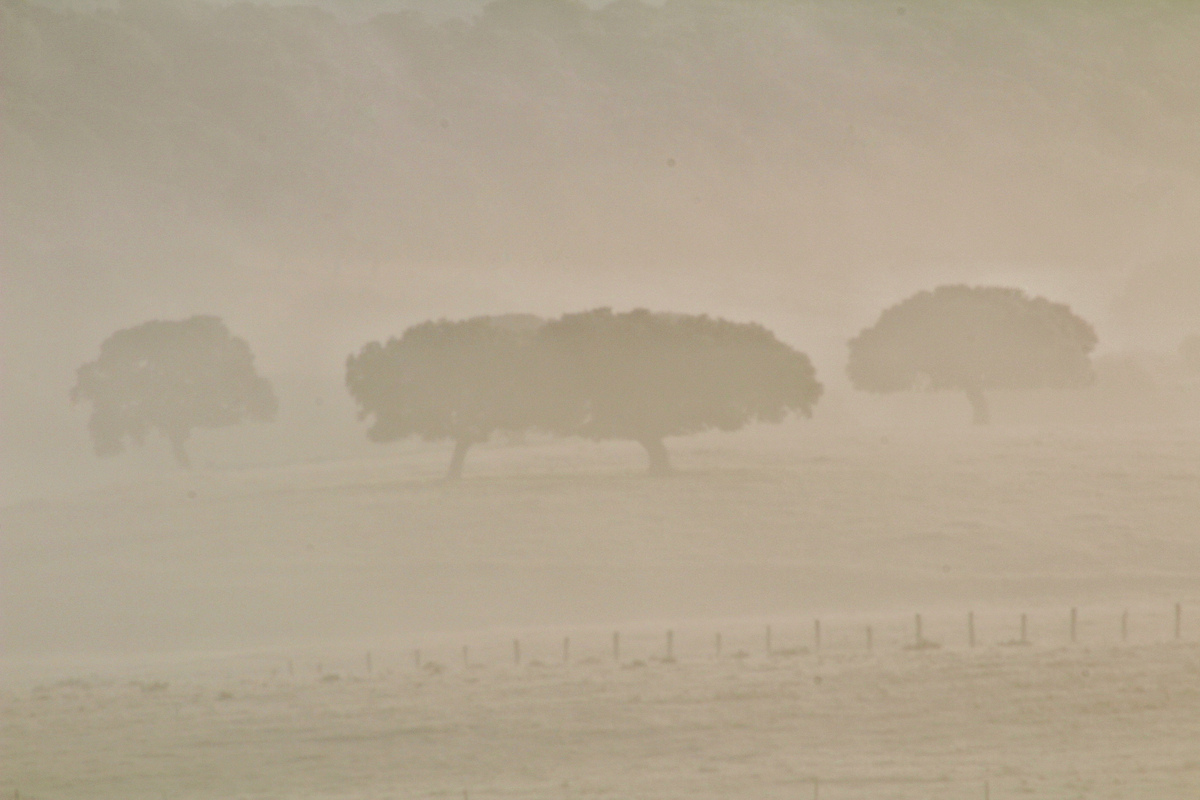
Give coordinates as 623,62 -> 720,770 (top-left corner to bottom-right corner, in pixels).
2,1 -> 1198,798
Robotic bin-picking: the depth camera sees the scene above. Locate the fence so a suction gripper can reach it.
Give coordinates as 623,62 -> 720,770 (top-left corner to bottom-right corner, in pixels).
348,601 -> 1190,677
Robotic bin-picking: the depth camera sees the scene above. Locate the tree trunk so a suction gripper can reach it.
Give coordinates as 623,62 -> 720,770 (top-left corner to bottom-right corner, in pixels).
168,431 -> 192,469
964,386 -> 990,425
445,438 -> 472,480
638,436 -> 672,476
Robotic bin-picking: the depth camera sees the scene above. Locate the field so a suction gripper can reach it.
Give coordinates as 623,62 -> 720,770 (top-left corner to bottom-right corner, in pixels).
2,426 -> 1199,798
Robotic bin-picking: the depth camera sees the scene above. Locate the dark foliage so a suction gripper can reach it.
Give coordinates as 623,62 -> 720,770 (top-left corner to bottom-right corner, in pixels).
538,309 -> 822,473
345,315 -> 543,479
847,285 -> 1097,424
1182,335 -> 1200,373
71,316 -> 277,467
346,309 -> 821,476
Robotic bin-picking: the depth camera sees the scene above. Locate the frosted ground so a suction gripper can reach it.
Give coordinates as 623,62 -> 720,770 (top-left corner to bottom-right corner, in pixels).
3,427 -> 1199,798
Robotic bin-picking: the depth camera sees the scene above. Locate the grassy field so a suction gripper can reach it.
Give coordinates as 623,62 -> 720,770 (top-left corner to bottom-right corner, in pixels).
2,426 -> 1198,797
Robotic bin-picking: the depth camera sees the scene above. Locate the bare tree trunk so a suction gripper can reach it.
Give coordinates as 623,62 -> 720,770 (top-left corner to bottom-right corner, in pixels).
446,438 -> 472,480
638,436 -> 672,476
168,431 -> 192,469
964,386 -> 990,425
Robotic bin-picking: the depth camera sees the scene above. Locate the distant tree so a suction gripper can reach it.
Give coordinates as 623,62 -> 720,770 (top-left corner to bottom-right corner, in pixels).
71,316 -> 277,468
537,309 -> 822,475
345,315 -> 544,480
848,285 -> 1097,424
1182,334 -> 1200,373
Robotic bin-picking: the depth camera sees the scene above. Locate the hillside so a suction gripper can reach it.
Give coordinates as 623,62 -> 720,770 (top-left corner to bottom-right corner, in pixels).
5,0 -> 1200,501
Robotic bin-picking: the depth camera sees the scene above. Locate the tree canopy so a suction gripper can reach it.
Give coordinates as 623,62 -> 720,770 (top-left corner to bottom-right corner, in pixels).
847,285 -> 1098,424
538,309 -> 822,474
345,315 -> 544,479
71,316 -> 277,467
346,309 -> 821,477
1182,335 -> 1200,373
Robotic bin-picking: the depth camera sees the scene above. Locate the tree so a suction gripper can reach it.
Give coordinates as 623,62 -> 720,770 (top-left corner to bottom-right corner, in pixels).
1182,334 -> 1200,373
71,316 -> 277,468
537,308 -> 822,475
847,285 -> 1098,424
345,315 -> 543,480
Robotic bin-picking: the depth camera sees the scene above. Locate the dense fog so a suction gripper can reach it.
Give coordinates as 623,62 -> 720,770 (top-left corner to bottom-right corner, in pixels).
4,0 -> 1199,499
3,4 -> 1200,797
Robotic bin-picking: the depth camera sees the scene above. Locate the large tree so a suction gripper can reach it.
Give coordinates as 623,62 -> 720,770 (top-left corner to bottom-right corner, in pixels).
847,285 -> 1098,424
537,308 -> 822,475
71,316 -> 277,468
345,315 -> 543,480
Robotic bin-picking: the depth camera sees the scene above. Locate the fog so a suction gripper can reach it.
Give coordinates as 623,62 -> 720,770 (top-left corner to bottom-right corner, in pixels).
2,1 -> 1199,797
5,0 -> 1200,497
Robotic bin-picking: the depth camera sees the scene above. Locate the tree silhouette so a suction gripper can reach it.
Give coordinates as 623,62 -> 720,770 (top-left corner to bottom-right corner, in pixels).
848,285 -> 1097,424
1182,335 -> 1200,373
345,315 -> 543,480
71,316 -> 277,468
538,309 -> 822,475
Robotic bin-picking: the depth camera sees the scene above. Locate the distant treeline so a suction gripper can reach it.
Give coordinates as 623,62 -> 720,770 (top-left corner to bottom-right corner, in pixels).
6,0 -> 1197,274
72,287 -> 1120,477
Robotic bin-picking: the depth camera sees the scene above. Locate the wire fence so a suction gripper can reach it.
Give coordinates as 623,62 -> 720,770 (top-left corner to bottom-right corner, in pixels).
283,602 -> 1197,798
331,600 -> 1191,678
